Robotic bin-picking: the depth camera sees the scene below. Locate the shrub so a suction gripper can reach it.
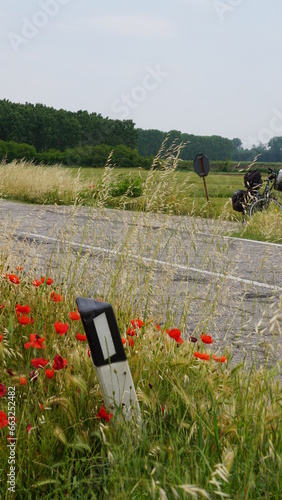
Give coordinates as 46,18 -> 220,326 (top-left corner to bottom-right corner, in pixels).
109,173 -> 143,197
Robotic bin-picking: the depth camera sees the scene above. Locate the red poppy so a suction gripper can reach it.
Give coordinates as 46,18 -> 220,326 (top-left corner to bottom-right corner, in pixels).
53,354 -> 68,370
0,384 -> 6,397
189,336 -> 198,343
0,335 -> 3,342
176,337 -> 184,345
0,411 -> 9,428
16,304 -> 31,314
20,377 -> 27,385
0,303 -> 5,310
31,357 -> 49,369
200,334 -> 214,344
130,319 -> 145,328
54,321 -> 69,336
18,314 -> 33,325
121,337 -> 127,345
166,328 -> 183,344
156,324 -> 162,331
24,333 -> 46,349
212,355 -> 227,363
76,333 -> 86,341
193,352 -> 210,361
128,338 -> 134,347
96,406 -> 113,422
8,274 -> 20,284
45,369 -> 54,379
50,291 -> 64,302
32,279 -> 42,287
127,327 -> 136,337
16,266 -> 23,271
166,328 -> 182,339
41,277 -> 53,285
69,311 -> 81,321
30,370 -> 38,382
26,424 -> 32,434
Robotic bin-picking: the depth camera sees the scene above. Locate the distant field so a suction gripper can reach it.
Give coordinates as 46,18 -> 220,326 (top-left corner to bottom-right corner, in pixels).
67,166 -> 282,221
0,160 -> 281,242
70,167 -> 245,197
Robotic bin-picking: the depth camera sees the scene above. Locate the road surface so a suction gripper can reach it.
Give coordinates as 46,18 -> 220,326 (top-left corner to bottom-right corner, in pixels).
0,199 -> 281,370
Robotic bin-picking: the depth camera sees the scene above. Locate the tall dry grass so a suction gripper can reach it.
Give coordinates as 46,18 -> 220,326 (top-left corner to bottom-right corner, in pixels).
0,200 -> 281,498
0,159 -> 83,205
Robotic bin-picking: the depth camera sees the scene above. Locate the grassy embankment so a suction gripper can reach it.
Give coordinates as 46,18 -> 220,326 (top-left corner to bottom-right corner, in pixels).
0,157 -> 281,498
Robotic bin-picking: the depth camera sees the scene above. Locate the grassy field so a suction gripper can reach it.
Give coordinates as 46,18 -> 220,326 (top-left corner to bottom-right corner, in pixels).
0,158 -> 281,498
0,159 -> 281,243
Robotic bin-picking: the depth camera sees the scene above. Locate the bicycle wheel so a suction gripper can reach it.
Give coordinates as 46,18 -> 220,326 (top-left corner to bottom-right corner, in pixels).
249,197 -> 282,216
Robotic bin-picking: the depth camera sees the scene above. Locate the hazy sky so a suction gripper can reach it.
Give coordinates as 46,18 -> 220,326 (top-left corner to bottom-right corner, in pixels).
1,0 -> 282,147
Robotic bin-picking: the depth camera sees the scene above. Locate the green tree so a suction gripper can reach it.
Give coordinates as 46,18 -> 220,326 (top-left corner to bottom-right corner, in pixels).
267,136 -> 282,162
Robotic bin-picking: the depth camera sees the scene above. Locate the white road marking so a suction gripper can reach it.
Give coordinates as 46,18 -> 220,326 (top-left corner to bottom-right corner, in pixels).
197,231 -> 282,248
16,231 -> 282,292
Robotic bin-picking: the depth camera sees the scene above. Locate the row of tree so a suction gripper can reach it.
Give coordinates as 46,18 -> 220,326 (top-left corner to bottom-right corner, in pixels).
137,129 -> 234,161
232,137 -> 282,163
0,99 -> 138,152
0,99 -> 282,165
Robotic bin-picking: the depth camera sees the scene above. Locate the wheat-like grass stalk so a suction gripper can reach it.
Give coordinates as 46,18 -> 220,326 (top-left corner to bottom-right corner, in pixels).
0,150 -> 281,498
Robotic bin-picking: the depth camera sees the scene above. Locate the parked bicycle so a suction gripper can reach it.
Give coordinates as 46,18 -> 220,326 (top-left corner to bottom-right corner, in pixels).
232,167 -> 282,220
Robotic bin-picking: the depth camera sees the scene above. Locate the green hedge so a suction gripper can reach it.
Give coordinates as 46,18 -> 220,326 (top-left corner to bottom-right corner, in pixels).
0,140 -> 37,162
0,140 -> 152,169
1,139 -> 281,172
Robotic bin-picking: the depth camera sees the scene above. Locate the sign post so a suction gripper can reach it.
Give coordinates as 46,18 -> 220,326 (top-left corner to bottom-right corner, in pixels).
76,297 -> 141,425
193,153 -> 210,202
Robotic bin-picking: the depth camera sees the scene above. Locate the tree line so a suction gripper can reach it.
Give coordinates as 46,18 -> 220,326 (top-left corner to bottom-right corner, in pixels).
0,99 -> 137,151
137,129 -> 233,161
232,137 -> 282,163
0,99 -> 282,167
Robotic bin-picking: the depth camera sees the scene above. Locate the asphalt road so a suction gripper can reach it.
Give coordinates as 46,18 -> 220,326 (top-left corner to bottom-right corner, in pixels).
1,199 -> 281,370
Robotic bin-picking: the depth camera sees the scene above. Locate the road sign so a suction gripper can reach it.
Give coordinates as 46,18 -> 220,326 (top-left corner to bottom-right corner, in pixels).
194,153 -> 210,177
193,153 -> 210,202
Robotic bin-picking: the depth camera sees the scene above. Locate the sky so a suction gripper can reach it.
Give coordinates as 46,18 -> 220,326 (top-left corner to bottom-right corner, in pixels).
1,0 -> 282,148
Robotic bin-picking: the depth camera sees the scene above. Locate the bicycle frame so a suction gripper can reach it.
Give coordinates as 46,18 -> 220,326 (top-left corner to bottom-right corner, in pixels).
241,168 -> 279,222
247,168 -> 277,204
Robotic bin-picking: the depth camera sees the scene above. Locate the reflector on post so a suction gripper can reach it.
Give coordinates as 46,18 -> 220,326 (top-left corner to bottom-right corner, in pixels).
76,297 -> 141,424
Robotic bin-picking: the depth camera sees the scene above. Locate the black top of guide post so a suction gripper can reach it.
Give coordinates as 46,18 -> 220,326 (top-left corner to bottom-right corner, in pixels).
76,297 -> 127,367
